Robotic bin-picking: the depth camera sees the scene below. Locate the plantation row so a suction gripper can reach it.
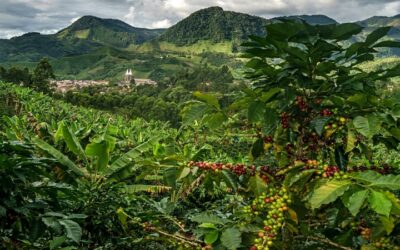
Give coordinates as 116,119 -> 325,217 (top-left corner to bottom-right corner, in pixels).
1,20 -> 400,250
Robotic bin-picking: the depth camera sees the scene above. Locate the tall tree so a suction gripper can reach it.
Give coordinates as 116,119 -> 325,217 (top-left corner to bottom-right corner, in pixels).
32,58 -> 55,93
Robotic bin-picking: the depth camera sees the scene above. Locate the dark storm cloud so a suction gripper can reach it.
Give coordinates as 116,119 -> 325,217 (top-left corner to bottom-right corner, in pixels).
1,0 -> 400,38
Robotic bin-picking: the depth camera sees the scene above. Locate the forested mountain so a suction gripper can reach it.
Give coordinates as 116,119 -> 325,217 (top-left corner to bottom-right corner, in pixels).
358,15 -> 400,40
1,6 -> 400,79
286,15 -> 337,25
0,16 -> 164,63
57,16 -> 165,47
158,6 -> 269,45
157,9 -> 339,46
0,32 -> 100,62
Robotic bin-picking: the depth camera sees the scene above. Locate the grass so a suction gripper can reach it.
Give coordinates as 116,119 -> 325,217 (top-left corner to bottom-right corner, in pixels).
75,29 -> 90,39
360,57 -> 400,72
134,40 -> 234,54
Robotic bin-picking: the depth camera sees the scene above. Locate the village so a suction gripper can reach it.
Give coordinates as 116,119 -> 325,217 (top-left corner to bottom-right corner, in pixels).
51,69 -> 157,93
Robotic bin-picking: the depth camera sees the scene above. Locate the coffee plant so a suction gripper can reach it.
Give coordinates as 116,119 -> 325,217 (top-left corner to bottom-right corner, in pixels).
1,19 -> 400,249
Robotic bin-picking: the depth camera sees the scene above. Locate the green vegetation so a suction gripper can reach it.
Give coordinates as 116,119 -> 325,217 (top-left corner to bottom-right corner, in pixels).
55,65 -> 237,127
2,7 -> 400,81
158,7 -> 269,46
57,16 -> 165,47
286,14 -> 337,25
1,20 -> 400,250
0,58 -> 54,93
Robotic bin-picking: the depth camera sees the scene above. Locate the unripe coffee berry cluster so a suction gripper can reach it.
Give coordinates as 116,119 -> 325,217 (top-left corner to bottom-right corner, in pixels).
244,187 -> 291,250
373,237 -> 400,250
187,161 -> 257,176
302,160 -> 348,179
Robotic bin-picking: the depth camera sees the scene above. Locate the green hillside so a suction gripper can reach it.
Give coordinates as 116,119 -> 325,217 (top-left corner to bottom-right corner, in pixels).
357,15 -> 400,40
158,6 -> 269,46
286,14 -> 337,25
0,16 -> 165,63
1,7 -> 400,80
356,15 -> 400,56
57,16 -> 165,47
0,32 -> 100,62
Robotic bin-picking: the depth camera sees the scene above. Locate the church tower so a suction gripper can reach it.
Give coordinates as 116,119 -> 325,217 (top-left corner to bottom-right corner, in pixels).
125,69 -> 133,83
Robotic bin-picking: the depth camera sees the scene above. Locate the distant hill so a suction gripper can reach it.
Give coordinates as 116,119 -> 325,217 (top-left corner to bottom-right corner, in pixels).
285,15 -> 337,25
0,32 -> 101,62
357,15 -> 400,40
57,16 -> 165,47
1,6 -> 400,79
158,7 -> 270,46
0,16 -> 165,62
358,15 -> 400,28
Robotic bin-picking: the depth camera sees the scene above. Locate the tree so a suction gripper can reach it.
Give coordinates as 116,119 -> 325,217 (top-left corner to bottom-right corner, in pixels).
0,66 -> 32,86
32,58 -> 55,93
0,66 -> 6,80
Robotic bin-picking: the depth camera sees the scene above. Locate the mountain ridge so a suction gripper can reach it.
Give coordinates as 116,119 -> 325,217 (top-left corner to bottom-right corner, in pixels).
158,6 -> 269,45
1,6 -> 400,80
56,15 -> 165,47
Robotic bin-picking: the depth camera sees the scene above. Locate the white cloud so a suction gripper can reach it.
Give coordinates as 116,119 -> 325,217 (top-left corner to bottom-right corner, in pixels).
124,6 -> 135,25
165,0 -> 186,9
70,16 -> 80,24
164,0 -> 190,17
0,29 -> 24,39
40,28 -> 59,34
151,19 -> 172,28
377,1 -> 400,17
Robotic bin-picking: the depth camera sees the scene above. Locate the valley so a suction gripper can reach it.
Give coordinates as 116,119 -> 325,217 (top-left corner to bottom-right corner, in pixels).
2,6 -> 400,83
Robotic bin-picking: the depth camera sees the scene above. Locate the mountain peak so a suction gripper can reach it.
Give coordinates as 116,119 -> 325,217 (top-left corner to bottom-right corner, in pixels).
158,6 -> 268,46
64,15 -> 133,33
296,15 -> 337,25
196,6 -> 224,13
281,14 -> 337,25
56,15 -> 164,47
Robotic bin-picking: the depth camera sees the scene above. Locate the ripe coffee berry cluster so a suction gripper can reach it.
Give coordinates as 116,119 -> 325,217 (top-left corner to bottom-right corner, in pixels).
187,161 -> 258,177
231,163 -> 247,176
257,166 -> 277,184
320,108 -> 333,116
281,112 -> 290,129
244,187 -> 291,250
295,96 -> 308,112
321,165 -> 340,178
348,165 -> 394,175
263,136 -> 273,143
188,161 -> 224,172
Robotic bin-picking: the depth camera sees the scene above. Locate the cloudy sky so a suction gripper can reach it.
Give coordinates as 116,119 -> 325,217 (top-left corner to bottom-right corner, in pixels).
1,0 -> 400,39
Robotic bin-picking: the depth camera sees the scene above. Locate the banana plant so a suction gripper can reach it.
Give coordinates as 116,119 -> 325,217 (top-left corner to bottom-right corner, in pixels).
32,120 -> 170,194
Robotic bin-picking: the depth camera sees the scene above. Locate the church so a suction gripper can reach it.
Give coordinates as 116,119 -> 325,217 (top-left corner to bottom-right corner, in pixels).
123,69 -> 157,86
124,69 -> 133,83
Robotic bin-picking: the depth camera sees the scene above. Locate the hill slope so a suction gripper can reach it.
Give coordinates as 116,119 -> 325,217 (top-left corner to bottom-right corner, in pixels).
0,32 -> 100,62
0,16 -> 165,62
357,15 -> 400,40
1,7 -> 400,79
57,16 -> 165,47
158,7 -> 269,46
286,15 -> 337,25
